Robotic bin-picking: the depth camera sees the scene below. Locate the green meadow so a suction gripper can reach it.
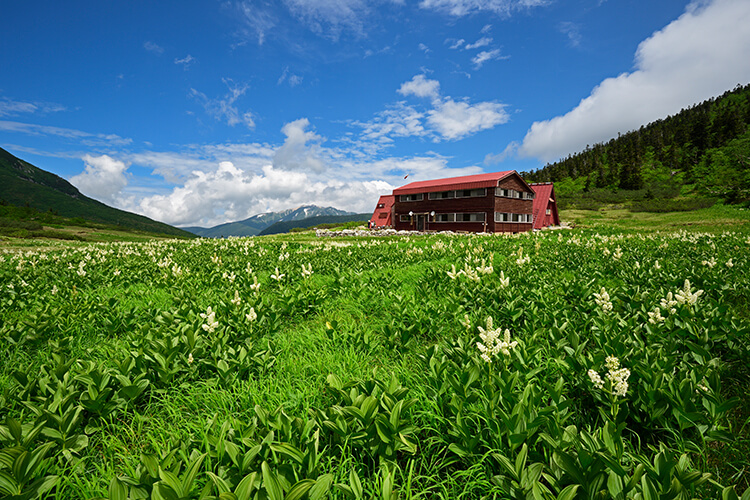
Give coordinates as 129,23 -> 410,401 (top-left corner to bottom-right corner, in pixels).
1,216 -> 749,499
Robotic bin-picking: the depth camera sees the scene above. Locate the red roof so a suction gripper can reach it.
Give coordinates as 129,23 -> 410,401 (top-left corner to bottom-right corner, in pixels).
530,183 -> 559,230
370,195 -> 394,228
393,171 -> 514,195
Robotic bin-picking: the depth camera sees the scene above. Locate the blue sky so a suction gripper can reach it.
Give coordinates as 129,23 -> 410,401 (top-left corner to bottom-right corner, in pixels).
2,0 -> 749,227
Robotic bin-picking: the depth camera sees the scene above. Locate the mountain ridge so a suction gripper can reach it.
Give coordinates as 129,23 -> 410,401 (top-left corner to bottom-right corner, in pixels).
182,205 -> 355,237
0,147 -> 194,238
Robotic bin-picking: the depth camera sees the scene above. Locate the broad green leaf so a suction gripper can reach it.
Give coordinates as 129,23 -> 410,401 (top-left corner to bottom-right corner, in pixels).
261,461 -> 284,500
108,476 -> 127,500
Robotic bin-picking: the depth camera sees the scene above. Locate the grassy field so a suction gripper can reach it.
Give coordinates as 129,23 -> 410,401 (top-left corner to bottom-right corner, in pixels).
1,212 -> 749,499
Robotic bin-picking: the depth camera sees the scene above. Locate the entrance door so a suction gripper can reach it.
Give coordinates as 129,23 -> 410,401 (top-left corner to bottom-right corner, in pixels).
416,214 -> 425,231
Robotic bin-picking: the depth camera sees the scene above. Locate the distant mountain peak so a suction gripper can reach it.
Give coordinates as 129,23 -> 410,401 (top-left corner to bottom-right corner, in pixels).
182,205 -> 355,238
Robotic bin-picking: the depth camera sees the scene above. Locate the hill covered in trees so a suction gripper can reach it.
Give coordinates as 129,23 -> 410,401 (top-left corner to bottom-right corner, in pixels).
524,83 -> 750,209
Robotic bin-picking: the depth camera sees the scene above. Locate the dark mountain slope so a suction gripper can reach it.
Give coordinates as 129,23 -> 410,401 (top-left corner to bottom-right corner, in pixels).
0,147 -> 193,237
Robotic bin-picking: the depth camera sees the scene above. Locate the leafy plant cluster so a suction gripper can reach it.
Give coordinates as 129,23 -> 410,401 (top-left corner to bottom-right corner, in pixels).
1,230 -> 749,498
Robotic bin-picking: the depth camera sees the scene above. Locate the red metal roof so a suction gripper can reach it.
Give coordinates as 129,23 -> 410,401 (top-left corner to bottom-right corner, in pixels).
530,183 -> 559,230
393,171 -> 515,195
370,195 -> 394,228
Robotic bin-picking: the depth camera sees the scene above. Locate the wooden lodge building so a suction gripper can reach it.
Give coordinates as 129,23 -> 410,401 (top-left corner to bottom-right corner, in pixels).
370,170 -> 559,233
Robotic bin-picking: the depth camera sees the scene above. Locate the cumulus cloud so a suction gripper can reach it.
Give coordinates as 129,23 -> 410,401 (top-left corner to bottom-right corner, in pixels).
520,0 -> 750,163
419,0 -> 550,17
189,78 -> 255,128
355,74 -> 509,143
70,155 -> 129,204
428,99 -> 509,140
131,148 -> 481,227
398,74 -> 441,100
273,118 -> 327,173
352,102 -> 427,144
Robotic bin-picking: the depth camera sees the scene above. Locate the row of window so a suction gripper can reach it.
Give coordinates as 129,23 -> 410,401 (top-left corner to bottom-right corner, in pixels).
495,212 -> 533,223
399,187 -> 534,202
397,212 -> 533,223
496,188 -> 535,200
427,188 -> 487,200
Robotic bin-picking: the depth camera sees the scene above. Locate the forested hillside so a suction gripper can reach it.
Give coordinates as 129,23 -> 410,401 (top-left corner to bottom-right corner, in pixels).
525,83 -> 750,208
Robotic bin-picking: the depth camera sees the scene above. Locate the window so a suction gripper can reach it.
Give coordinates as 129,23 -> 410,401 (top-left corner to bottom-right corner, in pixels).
434,213 -> 455,222
496,188 -> 534,199
495,213 -> 532,223
454,188 -> 487,198
428,191 -> 454,200
379,213 -> 388,219
399,193 -> 423,202
455,213 -> 485,222
399,214 -> 411,222
546,208 -> 551,216
377,203 -> 385,208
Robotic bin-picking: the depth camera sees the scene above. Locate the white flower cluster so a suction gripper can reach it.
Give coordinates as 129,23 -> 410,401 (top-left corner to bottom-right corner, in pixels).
270,267 -> 285,281
498,270 -> 510,288
475,259 -> 493,275
726,258 -> 734,268
588,356 -> 630,397
447,263 -> 480,282
301,263 -> 313,278
476,317 -> 518,363
249,275 -> 260,292
613,247 -> 623,261
647,307 -> 665,324
200,306 -> 219,333
674,279 -> 703,306
246,307 -> 257,322
593,287 -> 613,313
231,290 -> 242,306
515,247 -> 530,266
701,258 -> 716,268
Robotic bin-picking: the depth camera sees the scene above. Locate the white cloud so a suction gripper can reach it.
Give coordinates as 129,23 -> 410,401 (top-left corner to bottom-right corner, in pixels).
278,67 -> 303,87
143,41 -> 164,55
428,99 -> 509,140
0,98 -> 66,117
558,22 -> 582,47
447,38 -> 465,49
520,0 -> 750,163
70,155 -> 129,205
355,74 -> 509,143
464,36 -> 492,50
233,1 -> 277,45
273,118 -> 326,173
418,43 -> 430,53
282,0 -> 370,40
174,54 -> 196,69
397,74 -> 441,100
419,0 -> 550,17
189,78 -> 255,128
0,120 -> 132,146
352,102 -> 427,143
472,48 -> 506,68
